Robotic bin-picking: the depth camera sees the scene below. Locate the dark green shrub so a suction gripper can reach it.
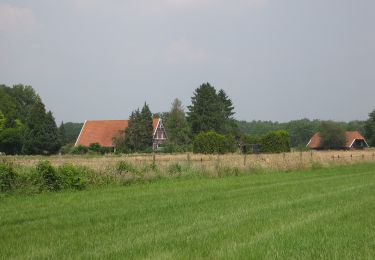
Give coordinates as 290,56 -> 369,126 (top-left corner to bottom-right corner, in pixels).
0,128 -> 24,155
0,163 -> 16,192
89,143 -> 101,152
71,145 -> 89,155
261,130 -> 290,153
58,164 -> 87,190
89,142 -> 113,154
224,135 -> 237,153
144,147 -> 154,154
36,160 -> 60,191
193,131 -> 236,154
100,147 -> 113,154
60,143 -> 74,154
114,145 -> 131,154
87,143 -> 112,155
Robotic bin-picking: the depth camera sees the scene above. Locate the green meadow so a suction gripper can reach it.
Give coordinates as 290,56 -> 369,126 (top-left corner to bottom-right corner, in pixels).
1,163 -> 375,259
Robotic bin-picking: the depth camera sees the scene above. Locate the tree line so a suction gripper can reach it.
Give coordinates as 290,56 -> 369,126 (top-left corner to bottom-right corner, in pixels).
0,84 -> 62,155
110,83 -> 237,153
237,119 -> 367,148
1,83 -> 375,155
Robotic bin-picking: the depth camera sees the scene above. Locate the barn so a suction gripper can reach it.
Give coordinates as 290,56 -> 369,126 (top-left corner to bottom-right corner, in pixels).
306,131 -> 369,150
75,118 -> 167,150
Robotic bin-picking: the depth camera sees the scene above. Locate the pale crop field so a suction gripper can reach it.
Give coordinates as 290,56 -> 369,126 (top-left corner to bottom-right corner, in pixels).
5,149 -> 375,173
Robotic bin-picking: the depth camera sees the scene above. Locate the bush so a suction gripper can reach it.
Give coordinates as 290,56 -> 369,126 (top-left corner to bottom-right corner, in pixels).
89,143 -> 101,153
101,147 -> 113,154
193,131 -> 237,154
36,161 -> 60,191
144,147 -> 154,154
114,144 -> 131,154
261,130 -> 290,153
36,161 -> 90,191
58,164 -> 87,190
89,143 -> 112,154
71,145 -> 89,155
224,135 -> 237,153
60,143 -> 74,154
0,128 -> 24,155
0,162 -> 17,192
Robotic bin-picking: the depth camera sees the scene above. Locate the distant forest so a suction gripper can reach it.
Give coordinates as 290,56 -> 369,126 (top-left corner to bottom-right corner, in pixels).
63,119 -> 366,149
236,119 -> 366,148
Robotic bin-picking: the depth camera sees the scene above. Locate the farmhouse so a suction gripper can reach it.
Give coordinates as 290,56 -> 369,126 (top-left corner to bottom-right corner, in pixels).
75,118 -> 167,150
306,131 -> 369,150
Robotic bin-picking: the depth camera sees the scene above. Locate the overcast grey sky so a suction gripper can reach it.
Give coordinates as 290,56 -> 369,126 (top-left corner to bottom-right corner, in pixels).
1,0 -> 374,123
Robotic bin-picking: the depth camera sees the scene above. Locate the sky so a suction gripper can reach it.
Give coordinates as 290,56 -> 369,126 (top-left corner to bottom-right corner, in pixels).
1,0 -> 374,123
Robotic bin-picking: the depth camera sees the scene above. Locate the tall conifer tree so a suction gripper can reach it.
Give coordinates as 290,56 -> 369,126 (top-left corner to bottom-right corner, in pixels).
22,97 -> 60,154
187,83 -> 236,136
58,121 -> 67,146
124,103 -> 153,152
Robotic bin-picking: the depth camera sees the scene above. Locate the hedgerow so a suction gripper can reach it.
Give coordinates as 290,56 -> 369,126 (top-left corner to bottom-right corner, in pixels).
193,131 -> 237,154
261,130 -> 290,153
0,162 -> 16,192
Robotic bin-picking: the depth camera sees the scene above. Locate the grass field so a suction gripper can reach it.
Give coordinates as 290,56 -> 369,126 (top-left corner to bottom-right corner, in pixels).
1,163 -> 375,259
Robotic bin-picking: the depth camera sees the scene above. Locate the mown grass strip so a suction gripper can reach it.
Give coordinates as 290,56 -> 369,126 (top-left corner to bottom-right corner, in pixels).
0,163 -> 374,259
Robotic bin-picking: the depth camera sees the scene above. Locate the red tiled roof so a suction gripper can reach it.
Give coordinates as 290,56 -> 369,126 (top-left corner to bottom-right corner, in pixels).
152,118 -> 159,131
307,131 -> 367,149
75,118 -> 159,147
307,132 -> 321,149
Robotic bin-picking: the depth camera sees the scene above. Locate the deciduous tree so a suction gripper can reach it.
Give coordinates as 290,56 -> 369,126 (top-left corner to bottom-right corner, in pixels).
165,98 -> 190,145
364,109 -> 375,146
319,121 -> 346,149
0,111 -> 6,132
